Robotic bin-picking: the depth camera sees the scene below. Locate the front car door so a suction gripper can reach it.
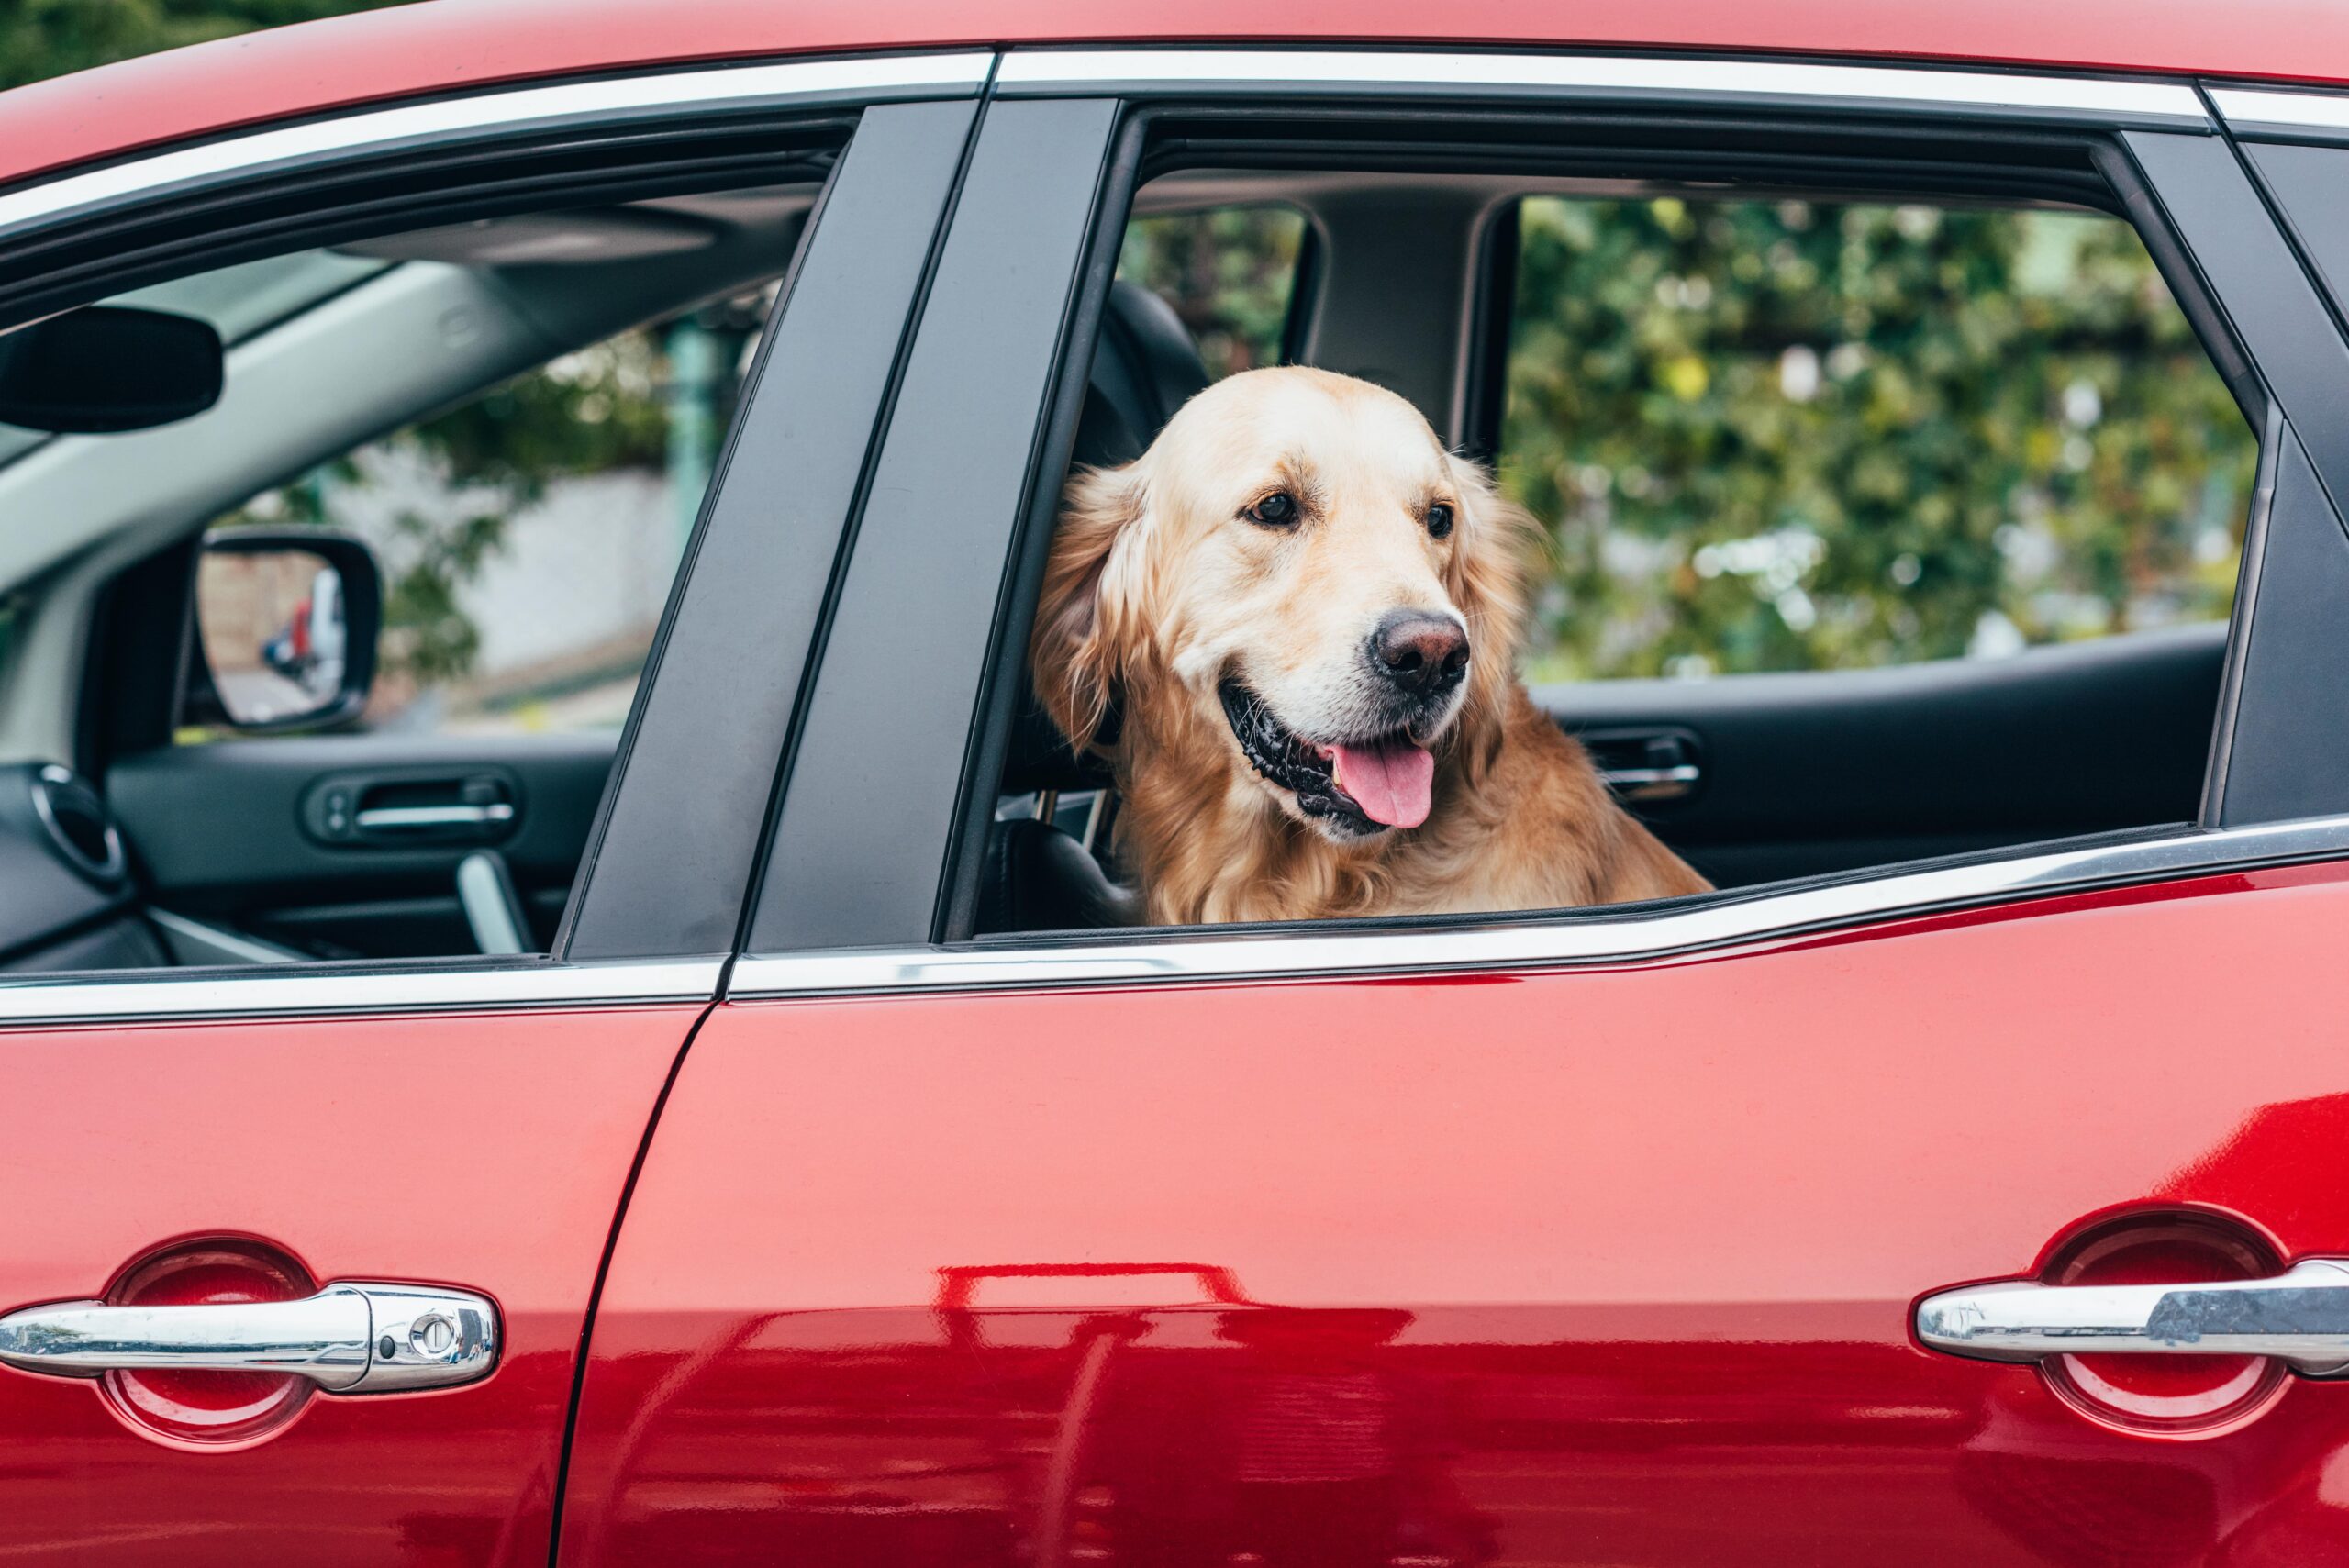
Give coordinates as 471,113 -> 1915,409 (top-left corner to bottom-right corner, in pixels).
0,51 -> 985,1566
561,50 -> 2349,1566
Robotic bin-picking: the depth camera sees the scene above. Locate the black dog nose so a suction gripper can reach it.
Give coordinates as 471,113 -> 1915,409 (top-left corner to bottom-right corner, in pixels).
1370,610 -> 1470,698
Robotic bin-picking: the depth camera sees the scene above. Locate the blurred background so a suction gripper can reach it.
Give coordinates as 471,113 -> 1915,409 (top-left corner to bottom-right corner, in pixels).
7,0 -> 762,737
8,4 -> 2257,731
1125,197 -> 2252,684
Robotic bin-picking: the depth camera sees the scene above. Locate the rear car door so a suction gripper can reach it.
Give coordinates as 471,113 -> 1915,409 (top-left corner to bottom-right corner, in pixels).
0,61 -> 984,1565
561,56 -> 2349,1565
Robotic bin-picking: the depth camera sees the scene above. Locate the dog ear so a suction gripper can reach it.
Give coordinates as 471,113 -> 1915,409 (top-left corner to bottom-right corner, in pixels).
1443,453 -> 1540,775
1030,462 -> 1144,755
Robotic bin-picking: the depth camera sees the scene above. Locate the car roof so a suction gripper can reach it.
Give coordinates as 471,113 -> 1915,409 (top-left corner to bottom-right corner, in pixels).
3,0 -> 2346,195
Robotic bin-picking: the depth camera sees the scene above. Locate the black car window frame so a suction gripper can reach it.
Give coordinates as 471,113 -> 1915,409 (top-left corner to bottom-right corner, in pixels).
2185,120 -> 2349,826
0,74 -> 991,974
745,73 -> 2346,959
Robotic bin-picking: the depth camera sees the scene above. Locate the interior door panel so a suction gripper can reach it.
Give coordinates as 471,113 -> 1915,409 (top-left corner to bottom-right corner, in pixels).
558,869 -> 2349,1566
1547,624 -> 2223,889
106,731 -> 617,955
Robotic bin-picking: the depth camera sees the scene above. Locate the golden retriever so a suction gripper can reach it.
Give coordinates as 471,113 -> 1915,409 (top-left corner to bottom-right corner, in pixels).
1030,365 -> 1709,925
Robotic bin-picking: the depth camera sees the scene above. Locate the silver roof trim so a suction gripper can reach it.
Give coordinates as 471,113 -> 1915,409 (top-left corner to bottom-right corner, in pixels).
729,815 -> 2349,998
995,49 -> 2208,128
0,956 -> 721,1025
0,52 -> 995,242
2210,86 -> 2349,140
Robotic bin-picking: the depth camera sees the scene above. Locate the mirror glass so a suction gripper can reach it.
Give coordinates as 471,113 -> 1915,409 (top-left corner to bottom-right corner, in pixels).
195,548 -> 351,727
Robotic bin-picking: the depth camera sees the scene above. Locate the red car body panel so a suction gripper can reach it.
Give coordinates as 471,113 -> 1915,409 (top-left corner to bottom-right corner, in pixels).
0,1006 -> 697,1567
3,5 -> 2344,1560
559,869 -> 2349,1564
4,0 -> 2349,195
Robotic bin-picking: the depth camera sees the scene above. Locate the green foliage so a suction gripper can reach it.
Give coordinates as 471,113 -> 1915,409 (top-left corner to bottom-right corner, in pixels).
1499,198 -> 2254,680
1115,196 -> 2252,684
0,0 -> 412,90
222,334 -> 680,684
1119,207 -> 1306,375
412,339 -> 670,505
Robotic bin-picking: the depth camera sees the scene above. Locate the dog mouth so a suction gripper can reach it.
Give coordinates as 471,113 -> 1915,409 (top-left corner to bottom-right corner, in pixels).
1218,679 -> 1437,835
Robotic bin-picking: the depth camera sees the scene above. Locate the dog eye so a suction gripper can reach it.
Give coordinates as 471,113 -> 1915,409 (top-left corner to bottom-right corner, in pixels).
1426,503 -> 1455,539
1246,491 -> 1299,528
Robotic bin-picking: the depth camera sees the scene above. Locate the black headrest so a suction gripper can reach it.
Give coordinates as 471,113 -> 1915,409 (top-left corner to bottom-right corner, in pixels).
1002,283 -> 1211,795
1081,280 -> 1211,465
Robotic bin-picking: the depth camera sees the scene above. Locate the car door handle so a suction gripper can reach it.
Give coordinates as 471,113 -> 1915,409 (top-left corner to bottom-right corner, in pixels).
1916,1258 -> 2349,1375
1575,727 -> 1704,803
0,1282 -> 498,1393
352,802 -> 516,830
1595,762 -> 1702,797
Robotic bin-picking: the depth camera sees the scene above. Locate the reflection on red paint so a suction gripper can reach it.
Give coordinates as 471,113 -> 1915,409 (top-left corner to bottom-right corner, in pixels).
98,1237 -> 318,1450
562,873 -> 2349,1564
0,1006 -> 696,1568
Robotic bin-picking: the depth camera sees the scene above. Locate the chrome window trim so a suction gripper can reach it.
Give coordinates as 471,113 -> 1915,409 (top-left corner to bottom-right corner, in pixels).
728,815 -> 2349,999
994,49 -> 2209,129
0,956 -> 720,1025
0,52 -> 995,243
2210,86 -> 2349,142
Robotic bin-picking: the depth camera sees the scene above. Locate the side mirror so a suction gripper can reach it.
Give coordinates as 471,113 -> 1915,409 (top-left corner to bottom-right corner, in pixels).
185,528 -> 383,733
0,306 -> 224,433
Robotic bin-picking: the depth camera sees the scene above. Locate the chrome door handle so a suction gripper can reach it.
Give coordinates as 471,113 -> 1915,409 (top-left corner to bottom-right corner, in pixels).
1594,762 -> 1701,801
1576,727 -> 1704,803
1917,1258 -> 2349,1375
0,1282 -> 498,1393
352,803 -> 515,830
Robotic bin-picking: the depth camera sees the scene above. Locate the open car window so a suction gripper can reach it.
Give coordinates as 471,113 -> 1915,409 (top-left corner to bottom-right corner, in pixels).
967,150 -> 2258,935
0,160 -> 839,971
187,263 -> 776,740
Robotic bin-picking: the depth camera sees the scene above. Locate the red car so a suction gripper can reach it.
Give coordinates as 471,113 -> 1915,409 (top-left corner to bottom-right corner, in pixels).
6,1 -> 2349,1562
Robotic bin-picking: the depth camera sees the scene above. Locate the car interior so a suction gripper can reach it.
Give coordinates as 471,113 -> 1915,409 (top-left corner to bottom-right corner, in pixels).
974,167 -> 2250,936
0,181 -> 816,972
0,150 -> 2254,970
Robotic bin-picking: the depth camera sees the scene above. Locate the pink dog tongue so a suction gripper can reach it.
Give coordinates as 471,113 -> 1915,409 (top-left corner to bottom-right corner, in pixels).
1330,738 -> 1434,828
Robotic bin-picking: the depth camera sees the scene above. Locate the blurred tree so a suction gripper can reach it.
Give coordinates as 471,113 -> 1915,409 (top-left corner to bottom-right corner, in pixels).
14,4 -> 2259,702
1500,197 -> 2254,680
227,334 -> 675,683
0,0 -> 412,89
1119,195 -> 2252,683
1119,207 -> 1306,375
6,0 -> 708,699
221,329 -> 710,689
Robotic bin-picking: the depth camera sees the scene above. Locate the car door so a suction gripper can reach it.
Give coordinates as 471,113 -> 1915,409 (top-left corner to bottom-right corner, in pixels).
0,59 -> 985,1566
557,57 -> 2349,1566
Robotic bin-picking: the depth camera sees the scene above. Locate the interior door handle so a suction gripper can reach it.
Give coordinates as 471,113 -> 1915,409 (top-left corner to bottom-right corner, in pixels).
1575,727 -> 1704,803
0,1282 -> 499,1393
1916,1258 -> 2349,1375
1594,762 -> 1701,799
352,802 -> 515,830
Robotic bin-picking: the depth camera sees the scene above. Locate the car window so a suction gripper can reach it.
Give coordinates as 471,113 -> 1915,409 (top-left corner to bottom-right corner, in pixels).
1116,204 -> 1307,375
0,164 -> 844,973
973,153 -> 2260,940
1497,197 -> 2254,681
188,275 -> 774,739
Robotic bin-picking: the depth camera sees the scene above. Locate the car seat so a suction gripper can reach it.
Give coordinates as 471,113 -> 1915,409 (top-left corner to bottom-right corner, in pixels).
976,281 -> 1214,934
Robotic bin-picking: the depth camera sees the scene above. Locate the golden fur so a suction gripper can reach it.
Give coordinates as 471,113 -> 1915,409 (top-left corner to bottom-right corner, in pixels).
1031,365 -> 1709,925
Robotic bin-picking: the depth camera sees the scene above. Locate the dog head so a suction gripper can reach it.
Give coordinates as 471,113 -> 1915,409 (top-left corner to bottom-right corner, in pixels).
1032,366 -> 1534,841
